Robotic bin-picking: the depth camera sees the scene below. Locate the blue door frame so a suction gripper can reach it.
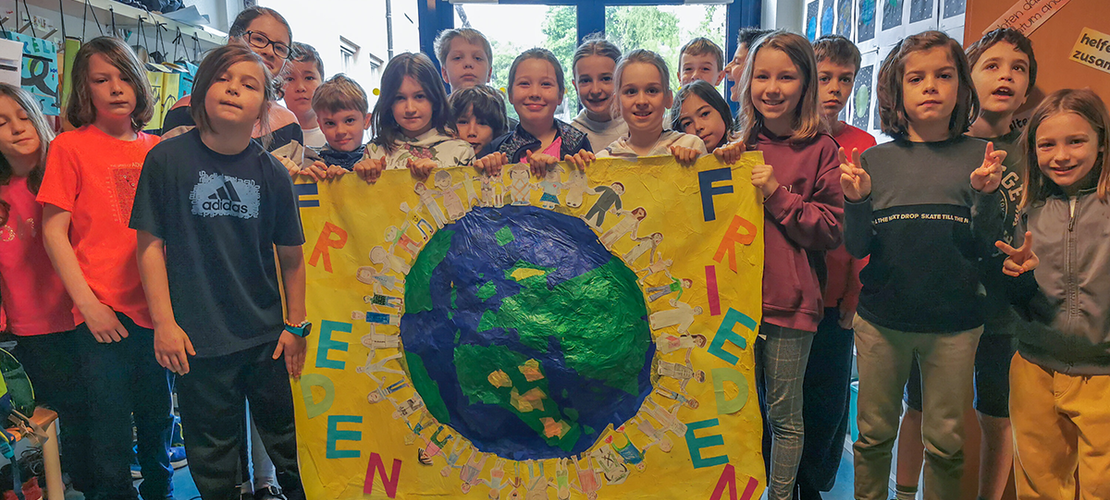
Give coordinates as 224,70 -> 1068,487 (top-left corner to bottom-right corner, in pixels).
416,0 -> 761,112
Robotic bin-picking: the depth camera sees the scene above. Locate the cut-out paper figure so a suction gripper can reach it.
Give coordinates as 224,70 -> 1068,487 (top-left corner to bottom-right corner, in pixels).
506,462 -> 523,500
434,170 -> 468,221
564,169 -> 589,208
635,415 -> 674,453
440,440 -> 471,477
363,293 -> 404,308
642,397 -> 689,438
399,201 -> 435,241
649,299 -> 702,333
508,165 -> 532,206
647,277 -> 693,302
607,426 -> 647,471
654,386 -> 700,410
572,454 -> 603,500
356,265 -> 405,293
355,310 -> 401,326
392,395 -> 427,421
599,207 -> 647,249
367,379 -> 408,404
459,450 -> 490,493
385,225 -> 421,258
523,460 -> 552,500
479,172 -> 504,208
637,255 -> 674,284
534,164 -> 565,209
419,425 -> 453,465
554,458 -> 572,500
657,350 -> 706,394
583,182 -> 624,227
358,352 -> 405,384
369,245 -> 411,275
414,182 -> 447,228
400,410 -> 435,445
480,459 -> 515,499
591,444 -> 629,485
655,333 -> 707,355
623,232 -> 663,265
463,173 -> 482,206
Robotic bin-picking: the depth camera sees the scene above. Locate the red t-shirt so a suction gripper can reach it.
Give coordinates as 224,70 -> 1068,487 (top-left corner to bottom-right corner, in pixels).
36,125 -> 160,329
825,123 -> 877,313
0,177 -> 75,335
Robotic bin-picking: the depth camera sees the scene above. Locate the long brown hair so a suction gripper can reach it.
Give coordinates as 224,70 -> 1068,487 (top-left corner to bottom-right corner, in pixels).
0,84 -> 54,226
370,52 -> 450,153
190,44 -> 276,135
66,36 -> 154,132
1020,88 -> 1110,209
876,31 -> 977,140
736,30 -> 823,145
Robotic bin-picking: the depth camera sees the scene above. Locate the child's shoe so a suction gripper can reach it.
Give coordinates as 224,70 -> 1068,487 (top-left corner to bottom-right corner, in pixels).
254,485 -> 287,500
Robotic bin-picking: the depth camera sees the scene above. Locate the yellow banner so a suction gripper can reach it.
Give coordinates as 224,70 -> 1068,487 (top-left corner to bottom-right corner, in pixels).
294,153 -> 767,499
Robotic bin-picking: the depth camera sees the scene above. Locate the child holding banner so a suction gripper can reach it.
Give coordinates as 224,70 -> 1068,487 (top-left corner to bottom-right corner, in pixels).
734,30 -> 844,500
359,52 -> 475,182
596,49 -> 705,163
793,34 -> 876,500
130,44 -> 308,499
840,30 -> 1006,500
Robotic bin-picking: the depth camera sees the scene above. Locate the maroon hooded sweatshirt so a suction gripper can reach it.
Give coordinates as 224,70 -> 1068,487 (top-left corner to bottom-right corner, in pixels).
751,129 -> 844,333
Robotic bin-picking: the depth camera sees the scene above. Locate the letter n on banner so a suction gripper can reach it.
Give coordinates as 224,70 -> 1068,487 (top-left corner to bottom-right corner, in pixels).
364,453 -> 402,497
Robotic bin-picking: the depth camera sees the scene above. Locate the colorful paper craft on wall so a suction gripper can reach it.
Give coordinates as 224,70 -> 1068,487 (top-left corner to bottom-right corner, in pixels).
295,154 -> 767,499
2,32 -> 59,115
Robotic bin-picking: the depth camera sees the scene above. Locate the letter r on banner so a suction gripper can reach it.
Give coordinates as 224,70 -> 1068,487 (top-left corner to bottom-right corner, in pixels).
713,215 -> 757,272
309,222 -> 348,273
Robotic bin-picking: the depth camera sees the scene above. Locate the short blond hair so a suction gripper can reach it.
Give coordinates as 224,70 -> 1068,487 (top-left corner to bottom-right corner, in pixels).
312,74 -> 368,115
433,28 -> 493,67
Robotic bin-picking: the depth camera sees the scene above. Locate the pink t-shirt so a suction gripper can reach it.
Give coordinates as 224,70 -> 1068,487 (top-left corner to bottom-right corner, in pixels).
0,176 -> 75,335
522,137 -> 563,164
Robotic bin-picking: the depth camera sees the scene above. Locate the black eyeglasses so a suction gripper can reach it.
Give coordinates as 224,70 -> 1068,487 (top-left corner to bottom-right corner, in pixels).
242,31 -> 291,59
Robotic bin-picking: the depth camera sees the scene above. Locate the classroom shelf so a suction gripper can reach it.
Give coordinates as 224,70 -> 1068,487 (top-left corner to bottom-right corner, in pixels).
19,0 -> 226,46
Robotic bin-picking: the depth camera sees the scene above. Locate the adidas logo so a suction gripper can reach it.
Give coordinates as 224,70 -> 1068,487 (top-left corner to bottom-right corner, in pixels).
190,171 -> 260,219
201,179 -> 249,214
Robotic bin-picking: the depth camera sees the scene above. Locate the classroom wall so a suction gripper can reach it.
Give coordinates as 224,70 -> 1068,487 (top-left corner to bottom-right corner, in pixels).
965,0 -> 1110,125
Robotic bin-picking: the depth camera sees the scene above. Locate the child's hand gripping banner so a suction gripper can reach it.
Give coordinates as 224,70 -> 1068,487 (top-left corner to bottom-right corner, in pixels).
295,153 -> 767,499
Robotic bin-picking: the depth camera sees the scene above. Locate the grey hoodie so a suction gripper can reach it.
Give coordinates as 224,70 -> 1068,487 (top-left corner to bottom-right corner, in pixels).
1011,187 -> 1110,375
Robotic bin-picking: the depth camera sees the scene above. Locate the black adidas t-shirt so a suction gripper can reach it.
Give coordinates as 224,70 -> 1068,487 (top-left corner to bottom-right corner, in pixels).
130,129 -> 305,357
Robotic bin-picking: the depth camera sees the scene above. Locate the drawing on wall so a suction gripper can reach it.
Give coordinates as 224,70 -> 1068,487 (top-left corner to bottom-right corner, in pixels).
910,0 -> 933,23
837,0 -> 854,37
882,0 -> 904,31
821,0 -> 836,36
806,1 -> 820,41
852,65 -> 874,130
857,0 -> 876,42
943,0 -> 965,18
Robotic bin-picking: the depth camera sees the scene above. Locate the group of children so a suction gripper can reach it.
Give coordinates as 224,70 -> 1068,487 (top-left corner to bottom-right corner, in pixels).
0,3 -> 1105,500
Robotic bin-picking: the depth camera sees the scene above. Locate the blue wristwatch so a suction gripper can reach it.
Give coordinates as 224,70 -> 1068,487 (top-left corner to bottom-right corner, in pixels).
284,320 -> 312,338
